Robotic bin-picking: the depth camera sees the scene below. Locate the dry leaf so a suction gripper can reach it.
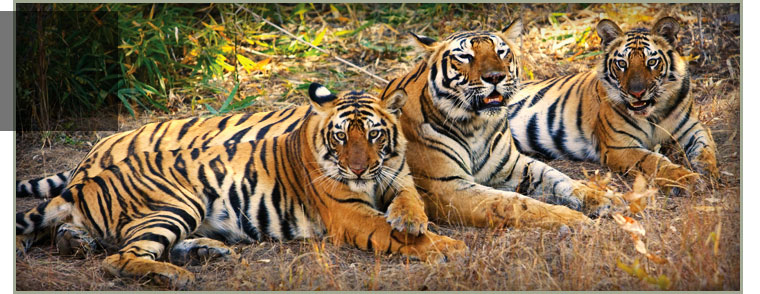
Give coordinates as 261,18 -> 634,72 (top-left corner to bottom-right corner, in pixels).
582,169 -> 613,191
613,213 -> 646,237
646,253 -> 669,264
623,174 -> 657,214
633,237 -> 647,254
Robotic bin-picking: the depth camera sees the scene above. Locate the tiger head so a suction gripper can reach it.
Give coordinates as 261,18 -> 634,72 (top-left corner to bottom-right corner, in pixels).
411,20 -> 523,121
596,17 -> 687,118
307,83 -> 408,192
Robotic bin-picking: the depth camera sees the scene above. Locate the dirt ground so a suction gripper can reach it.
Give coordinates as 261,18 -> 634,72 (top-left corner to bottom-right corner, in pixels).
15,3 -> 740,291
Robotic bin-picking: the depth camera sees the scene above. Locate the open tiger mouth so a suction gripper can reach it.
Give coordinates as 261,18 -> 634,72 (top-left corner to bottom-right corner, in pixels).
482,91 -> 504,107
626,100 -> 653,111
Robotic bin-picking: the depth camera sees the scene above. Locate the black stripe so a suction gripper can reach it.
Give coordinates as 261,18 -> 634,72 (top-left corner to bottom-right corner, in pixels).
177,117 -> 199,141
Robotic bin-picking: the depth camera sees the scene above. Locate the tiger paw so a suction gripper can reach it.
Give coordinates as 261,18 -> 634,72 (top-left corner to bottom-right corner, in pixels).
103,254 -> 196,289
656,163 -> 699,194
572,182 -> 614,218
692,149 -> 720,181
385,195 -> 428,236
56,223 -> 98,257
169,238 -> 235,266
417,234 -> 467,263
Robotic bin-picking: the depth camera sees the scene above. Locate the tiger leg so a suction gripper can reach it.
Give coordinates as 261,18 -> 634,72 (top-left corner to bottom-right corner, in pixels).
507,154 -> 613,217
601,146 -> 697,193
421,181 -> 591,230
384,184 -> 428,236
676,119 -> 719,180
169,238 -> 235,266
102,213 -> 199,288
16,195 -> 74,254
326,203 -> 465,262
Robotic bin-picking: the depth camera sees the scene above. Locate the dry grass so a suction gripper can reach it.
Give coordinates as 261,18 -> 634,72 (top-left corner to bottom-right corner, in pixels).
15,3 -> 739,291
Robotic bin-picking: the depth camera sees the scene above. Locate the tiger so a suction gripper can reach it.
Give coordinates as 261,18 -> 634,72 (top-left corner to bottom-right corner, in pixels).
378,20 -> 615,229
507,17 -> 719,193
16,83 -> 465,288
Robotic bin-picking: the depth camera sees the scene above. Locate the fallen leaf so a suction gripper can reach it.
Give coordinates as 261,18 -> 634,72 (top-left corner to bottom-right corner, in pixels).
613,213 -> 646,237
634,237 -> 647,254
646,253 -> 669,264
623,174 -> 657,214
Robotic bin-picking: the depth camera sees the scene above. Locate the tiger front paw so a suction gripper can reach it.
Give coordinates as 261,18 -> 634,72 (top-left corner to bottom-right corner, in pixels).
656,163 -> 699,195
692,148 -> 720,181
572,182 -> 615,218
416,233 -> 467,263
385,194 -> 428,236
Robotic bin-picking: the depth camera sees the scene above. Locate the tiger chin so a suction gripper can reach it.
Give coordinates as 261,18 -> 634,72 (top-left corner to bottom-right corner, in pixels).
508,17 -> 719,194
16,84 -> 465,288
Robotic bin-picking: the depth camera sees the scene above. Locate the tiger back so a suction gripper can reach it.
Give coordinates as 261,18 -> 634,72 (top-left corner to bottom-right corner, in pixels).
507,17 -> 718,191
16,103 -> 312,199
16,84 -> 465,288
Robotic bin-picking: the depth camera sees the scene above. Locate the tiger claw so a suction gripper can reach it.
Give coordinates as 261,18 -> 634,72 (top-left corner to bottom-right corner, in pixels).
385,196 -> 428,236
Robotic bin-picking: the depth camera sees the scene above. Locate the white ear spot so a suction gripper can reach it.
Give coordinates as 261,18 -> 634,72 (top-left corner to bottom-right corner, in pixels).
315,86 -> 331,98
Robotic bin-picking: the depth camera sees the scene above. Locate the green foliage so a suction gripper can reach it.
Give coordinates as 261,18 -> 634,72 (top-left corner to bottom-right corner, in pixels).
15,3 -> 502,127
204,83 -> 258,115
16,3 -> 120,130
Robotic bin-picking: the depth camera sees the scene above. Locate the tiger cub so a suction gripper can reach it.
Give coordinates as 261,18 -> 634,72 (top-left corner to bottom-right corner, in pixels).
16,84 -> 465,287
508,17 -> 718,193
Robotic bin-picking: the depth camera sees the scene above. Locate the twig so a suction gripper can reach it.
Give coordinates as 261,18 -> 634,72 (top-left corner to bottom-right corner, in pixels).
235,4 -> 389,84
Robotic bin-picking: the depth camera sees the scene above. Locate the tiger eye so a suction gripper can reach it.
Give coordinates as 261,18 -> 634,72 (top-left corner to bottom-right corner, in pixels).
647,59 -> 658,67
336,132 -> 346,140
369,130 -> 380,139
616,60 -> 627,69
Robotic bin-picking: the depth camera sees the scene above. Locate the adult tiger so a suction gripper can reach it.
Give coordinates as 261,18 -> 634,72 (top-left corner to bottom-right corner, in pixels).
16,102 -> 314,199
379,20 -> 612,229
507,17 -> 718,193
16,84 -> 465,287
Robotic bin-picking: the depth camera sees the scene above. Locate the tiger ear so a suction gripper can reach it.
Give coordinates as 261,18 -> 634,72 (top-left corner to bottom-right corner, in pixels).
652,17 -> 680,46
308,83 -> 338,113
381,89 -> 408,115
500,19 -> 523,41
596,19 -> 623,48
410,32 -> 438,51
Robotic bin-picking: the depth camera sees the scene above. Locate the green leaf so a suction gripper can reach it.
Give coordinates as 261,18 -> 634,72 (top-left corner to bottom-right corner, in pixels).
204,103 -> 219,115
230,95 -> 259,111
312,28 -> 326,47
219,83 -> 239,112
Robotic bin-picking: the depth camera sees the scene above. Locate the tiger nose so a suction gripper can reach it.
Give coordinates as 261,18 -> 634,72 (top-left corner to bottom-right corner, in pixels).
482,71 -> 506,85
349,164 -> 367,176
629,88 -> 646,99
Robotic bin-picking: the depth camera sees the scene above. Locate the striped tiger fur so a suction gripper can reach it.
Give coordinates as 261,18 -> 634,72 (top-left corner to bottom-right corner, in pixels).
16,101 -> 315,199
507,17 -> 718,192
16,84 -> 465,288
379,20 -> 612,228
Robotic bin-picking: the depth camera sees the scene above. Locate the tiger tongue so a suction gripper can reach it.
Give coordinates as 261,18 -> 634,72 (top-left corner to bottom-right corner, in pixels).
483,92 -> 503,105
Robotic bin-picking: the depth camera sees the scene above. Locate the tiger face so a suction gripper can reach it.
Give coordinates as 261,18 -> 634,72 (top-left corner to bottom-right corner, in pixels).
597,17 -> 685,117
412,20 -> 522,121
308,83 -> 407,192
